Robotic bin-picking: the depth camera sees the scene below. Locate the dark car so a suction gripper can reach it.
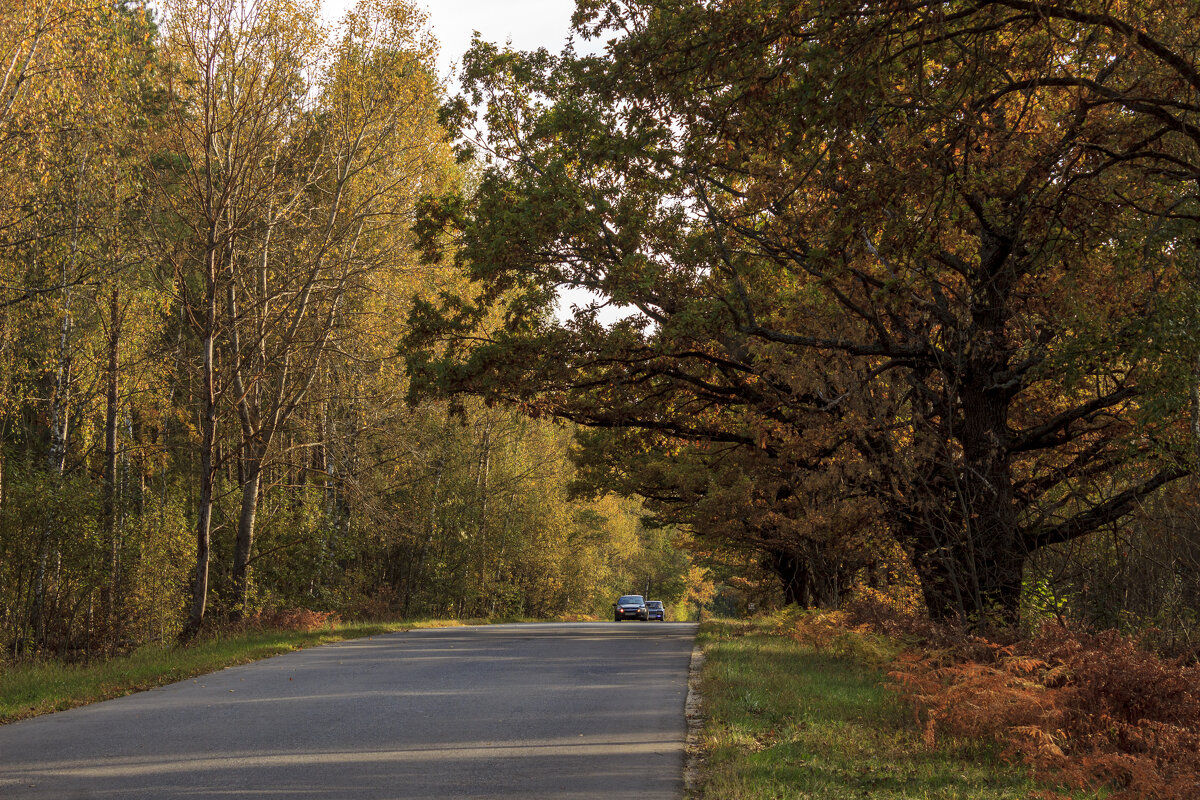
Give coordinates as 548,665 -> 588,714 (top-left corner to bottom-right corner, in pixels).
645,600 -> 665,621
613,595 -> 647,621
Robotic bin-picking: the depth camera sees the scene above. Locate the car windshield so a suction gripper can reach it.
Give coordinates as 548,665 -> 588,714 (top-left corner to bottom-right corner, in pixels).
618,596 -> 644,604
647,602 -> 663,608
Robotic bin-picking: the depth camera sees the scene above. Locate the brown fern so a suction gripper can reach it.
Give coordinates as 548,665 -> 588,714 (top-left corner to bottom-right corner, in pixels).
844,593 -> 1200,799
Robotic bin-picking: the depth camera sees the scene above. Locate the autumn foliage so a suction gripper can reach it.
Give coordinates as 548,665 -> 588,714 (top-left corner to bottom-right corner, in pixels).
818,596 -> 1200,799
411,0 -> 1200,631
238,608 -> 341,634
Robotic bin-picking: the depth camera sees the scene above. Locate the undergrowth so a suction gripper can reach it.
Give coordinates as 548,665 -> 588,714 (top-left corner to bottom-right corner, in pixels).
695,614 -> 1092,799
837,594 -> 1200,800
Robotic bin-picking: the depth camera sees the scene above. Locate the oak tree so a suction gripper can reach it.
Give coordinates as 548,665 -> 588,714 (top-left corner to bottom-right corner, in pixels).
409,0 -> 1200,626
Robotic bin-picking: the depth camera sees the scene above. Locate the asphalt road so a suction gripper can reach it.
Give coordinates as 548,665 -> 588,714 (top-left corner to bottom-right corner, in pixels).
0,621 -> 697,799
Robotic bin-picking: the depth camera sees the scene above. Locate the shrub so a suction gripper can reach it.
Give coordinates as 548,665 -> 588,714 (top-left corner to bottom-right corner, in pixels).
242,608 -> 340,633
866,598 -> 1200,800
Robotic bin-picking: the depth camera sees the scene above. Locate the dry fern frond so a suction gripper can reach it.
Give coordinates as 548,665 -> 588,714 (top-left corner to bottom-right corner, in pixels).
872,613 -> 1200,799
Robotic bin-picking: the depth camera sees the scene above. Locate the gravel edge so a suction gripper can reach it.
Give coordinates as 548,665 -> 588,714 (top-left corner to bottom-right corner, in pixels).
683,640 -> 706,797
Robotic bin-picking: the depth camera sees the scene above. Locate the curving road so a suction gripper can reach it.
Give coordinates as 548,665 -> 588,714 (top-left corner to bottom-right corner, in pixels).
0,621 -> 697,799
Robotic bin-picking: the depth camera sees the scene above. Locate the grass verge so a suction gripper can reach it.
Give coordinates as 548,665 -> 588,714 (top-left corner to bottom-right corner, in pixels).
0,617 -> 515,725
692,614 -> 1106,799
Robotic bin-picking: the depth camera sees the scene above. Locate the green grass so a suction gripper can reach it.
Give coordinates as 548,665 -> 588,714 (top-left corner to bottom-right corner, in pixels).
0,617 -> 501,725
693,616 -> 1105,800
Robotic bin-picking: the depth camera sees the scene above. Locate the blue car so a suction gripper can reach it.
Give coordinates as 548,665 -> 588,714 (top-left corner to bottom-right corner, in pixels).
645,600 -> 665,621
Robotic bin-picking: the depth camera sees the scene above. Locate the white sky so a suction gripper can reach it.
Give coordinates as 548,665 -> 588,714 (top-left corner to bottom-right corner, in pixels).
324,0 -> 586,84
322,0 -> 624,324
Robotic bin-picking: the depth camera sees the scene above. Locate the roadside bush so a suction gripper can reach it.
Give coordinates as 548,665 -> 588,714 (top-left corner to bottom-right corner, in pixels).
770,606 -> 900,666
239,608 -> 340,633
843,588 -> 1200,799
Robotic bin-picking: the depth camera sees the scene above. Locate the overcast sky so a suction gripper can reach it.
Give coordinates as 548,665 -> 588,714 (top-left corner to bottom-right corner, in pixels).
324,0 -> 586,84
321,0 -> 621,323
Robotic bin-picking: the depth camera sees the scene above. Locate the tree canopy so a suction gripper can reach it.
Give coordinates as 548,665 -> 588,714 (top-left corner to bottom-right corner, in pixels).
409,0 -> 1200,626
0,0 -> 702,659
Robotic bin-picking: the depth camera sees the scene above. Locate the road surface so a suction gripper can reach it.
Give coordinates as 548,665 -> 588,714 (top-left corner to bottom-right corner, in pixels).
0,622 -> 697,799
